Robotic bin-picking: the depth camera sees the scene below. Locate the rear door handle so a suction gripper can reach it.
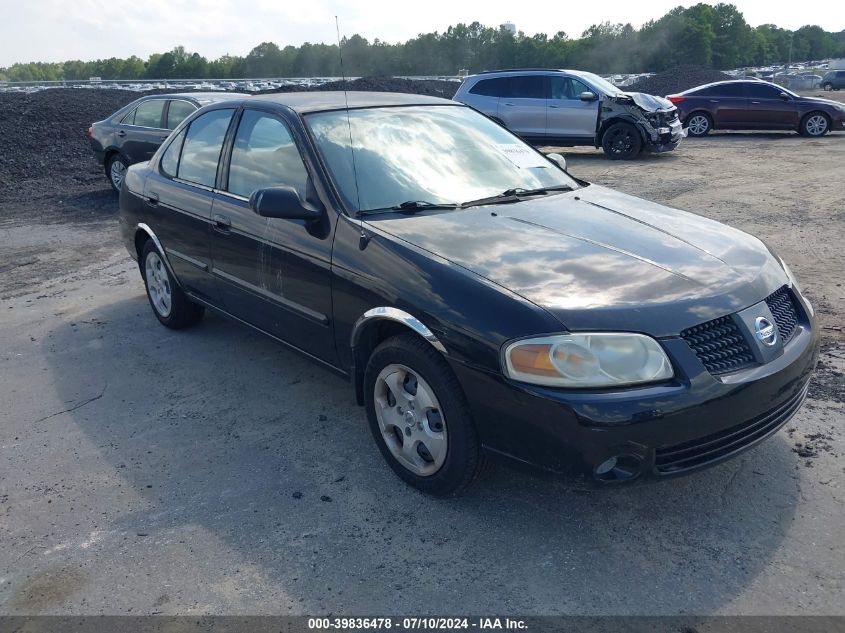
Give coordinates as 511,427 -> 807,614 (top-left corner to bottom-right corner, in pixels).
117,130 -> 127,137
709,99 -> 719,103
751,101 -> 761,104
503,102 -> 515,106
213,214 -> 232,233
146,192 -> 159,206
548,105 -> 560,109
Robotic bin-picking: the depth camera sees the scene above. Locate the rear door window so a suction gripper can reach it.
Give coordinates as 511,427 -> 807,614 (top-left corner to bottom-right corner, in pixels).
468,78 -> 508,97
132,100 -> 166,128
166,100 -> 197,129
177,109 -> 235,188
504,75 -> 548,99
226,110 -> 309,199
713,83 -> 745,97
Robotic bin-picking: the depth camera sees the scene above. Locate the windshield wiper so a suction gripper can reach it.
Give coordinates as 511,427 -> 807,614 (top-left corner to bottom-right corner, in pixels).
461,184 -> 574,209
357,200 -> 459,216
501,184 -> 575,197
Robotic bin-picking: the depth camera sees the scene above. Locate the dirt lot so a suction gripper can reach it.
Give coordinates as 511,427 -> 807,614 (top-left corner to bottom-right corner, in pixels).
0,89 -> 844,616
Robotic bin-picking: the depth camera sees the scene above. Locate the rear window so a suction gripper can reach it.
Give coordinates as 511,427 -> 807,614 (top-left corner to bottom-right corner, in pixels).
468,78 -> 507,97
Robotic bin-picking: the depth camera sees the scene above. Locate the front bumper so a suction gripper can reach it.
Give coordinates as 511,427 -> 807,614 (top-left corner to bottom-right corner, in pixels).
452,290 -> 819,485
645,118 -> 684,153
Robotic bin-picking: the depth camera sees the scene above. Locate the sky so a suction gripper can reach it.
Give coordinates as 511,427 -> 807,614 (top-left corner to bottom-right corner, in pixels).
2,0 -> 843,67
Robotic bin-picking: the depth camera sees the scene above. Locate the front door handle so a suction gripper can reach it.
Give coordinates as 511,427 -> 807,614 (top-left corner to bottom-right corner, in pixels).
503,102 -> 515,106
548,105 -> 560,109
213,214 -> 232,233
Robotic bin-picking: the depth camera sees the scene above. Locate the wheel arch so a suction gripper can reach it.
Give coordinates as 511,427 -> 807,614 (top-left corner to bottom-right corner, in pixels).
595,115 -> 646,148
133,223 -> 183,289
350,307 -> 447,406
800,110 -> 831,133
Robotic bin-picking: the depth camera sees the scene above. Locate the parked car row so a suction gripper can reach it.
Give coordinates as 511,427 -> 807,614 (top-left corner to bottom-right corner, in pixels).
105,85 -> 818,494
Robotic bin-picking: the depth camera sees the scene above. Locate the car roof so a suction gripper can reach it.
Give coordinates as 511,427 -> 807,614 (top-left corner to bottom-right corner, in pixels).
140,92 -> 249,105
246,91 -> 457,113
680,79 -> 778,94
469,69 -> 588,78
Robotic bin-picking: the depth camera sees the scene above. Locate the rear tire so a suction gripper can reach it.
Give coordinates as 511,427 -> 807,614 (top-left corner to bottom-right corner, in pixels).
363,334 -> 484,495
141,240 -> 204,329
800,112 -> 830,137
686,112 -> 712,137
601,122 -> 642,160
106,153 -> 129,192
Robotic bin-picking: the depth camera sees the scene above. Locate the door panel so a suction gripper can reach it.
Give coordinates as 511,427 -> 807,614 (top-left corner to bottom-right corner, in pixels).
498,76 -> 548,137
119,99 -> 169,162
208,109 -> 336,363
546,76 -> 599,138
742,84 -> 798,128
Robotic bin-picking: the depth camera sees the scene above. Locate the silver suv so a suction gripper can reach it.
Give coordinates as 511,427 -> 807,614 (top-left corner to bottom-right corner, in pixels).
453,69 -> 683,160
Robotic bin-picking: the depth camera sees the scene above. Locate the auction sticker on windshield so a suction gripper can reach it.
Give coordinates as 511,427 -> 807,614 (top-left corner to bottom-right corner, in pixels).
494,144 -> 550,169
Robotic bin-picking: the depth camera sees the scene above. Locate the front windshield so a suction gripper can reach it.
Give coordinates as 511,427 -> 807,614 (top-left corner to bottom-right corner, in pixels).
577,72 -> 622,95
305,105 -> 578,213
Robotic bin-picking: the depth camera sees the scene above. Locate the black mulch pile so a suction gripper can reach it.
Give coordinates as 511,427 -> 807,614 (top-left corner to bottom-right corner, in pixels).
0,77 -> 458,221
627,65 -> 733,97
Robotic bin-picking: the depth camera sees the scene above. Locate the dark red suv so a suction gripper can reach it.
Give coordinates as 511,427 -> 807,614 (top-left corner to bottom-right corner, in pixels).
667,80 -> 845,137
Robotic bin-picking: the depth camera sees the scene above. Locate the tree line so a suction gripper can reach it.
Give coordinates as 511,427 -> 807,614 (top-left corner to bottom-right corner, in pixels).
3,3 -> 844,82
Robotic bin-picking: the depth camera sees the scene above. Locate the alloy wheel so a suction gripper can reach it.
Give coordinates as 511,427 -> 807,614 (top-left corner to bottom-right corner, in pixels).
373,363 -> 447,476
688,115 -> 709,136
805,115 -> 828,136
110,158 -> 127,189
145,251 -> 172,318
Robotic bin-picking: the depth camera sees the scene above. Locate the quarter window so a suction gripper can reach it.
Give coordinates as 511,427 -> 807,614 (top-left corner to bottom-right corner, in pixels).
227,110 -> 309,198
160,129 -> 186,178
132,100 -> 165,128
166,100 -> 197,129
177,109 -> 234,188
713,83 -> 745,97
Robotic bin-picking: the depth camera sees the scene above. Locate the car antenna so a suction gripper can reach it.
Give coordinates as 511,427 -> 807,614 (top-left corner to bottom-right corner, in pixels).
335,16 -> 365,242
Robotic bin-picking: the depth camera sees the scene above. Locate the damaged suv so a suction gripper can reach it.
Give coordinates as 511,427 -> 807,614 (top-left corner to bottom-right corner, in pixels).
454,69 -> 683,159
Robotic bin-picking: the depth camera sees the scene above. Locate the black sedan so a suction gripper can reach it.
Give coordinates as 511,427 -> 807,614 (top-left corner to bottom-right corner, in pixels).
118,92 -> 818,494
667,80 -> 845,137
88,92 -> 245,191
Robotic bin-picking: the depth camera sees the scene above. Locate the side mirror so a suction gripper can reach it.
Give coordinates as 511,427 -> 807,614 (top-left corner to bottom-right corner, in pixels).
249,186 -> 323,221
579,91 -> 598,102
546,153 -> 566,170
779,91 -> 790,100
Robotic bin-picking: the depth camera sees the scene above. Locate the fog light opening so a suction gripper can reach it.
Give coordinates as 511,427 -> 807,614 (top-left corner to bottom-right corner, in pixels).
594,454 -> 643,482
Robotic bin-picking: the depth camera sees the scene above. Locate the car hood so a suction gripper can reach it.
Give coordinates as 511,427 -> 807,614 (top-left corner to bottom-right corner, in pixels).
368,185 -> 788,336
799,95 -> 844,108
615,91 -> 675,112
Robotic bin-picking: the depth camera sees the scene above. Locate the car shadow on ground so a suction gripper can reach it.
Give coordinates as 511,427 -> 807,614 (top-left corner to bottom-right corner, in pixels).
31,294 -> 802,614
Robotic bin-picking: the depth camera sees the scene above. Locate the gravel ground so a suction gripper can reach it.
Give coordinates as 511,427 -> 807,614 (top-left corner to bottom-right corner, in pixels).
0,89 -> 844,616
627,65 -> 733,96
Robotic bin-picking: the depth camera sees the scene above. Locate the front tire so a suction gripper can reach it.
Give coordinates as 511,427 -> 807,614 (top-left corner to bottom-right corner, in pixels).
686,112 -> 712,137
363,334 -> 484,495
823,82 -> 833,91
106,153 -> 129,192
601,122 -> 642,160
800,112 -> 830,137
141,240 -> 204,329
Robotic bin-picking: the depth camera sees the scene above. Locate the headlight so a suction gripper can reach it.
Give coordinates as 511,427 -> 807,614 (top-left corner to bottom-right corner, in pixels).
503,333 -> 674,388
779,258 -> 802,293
